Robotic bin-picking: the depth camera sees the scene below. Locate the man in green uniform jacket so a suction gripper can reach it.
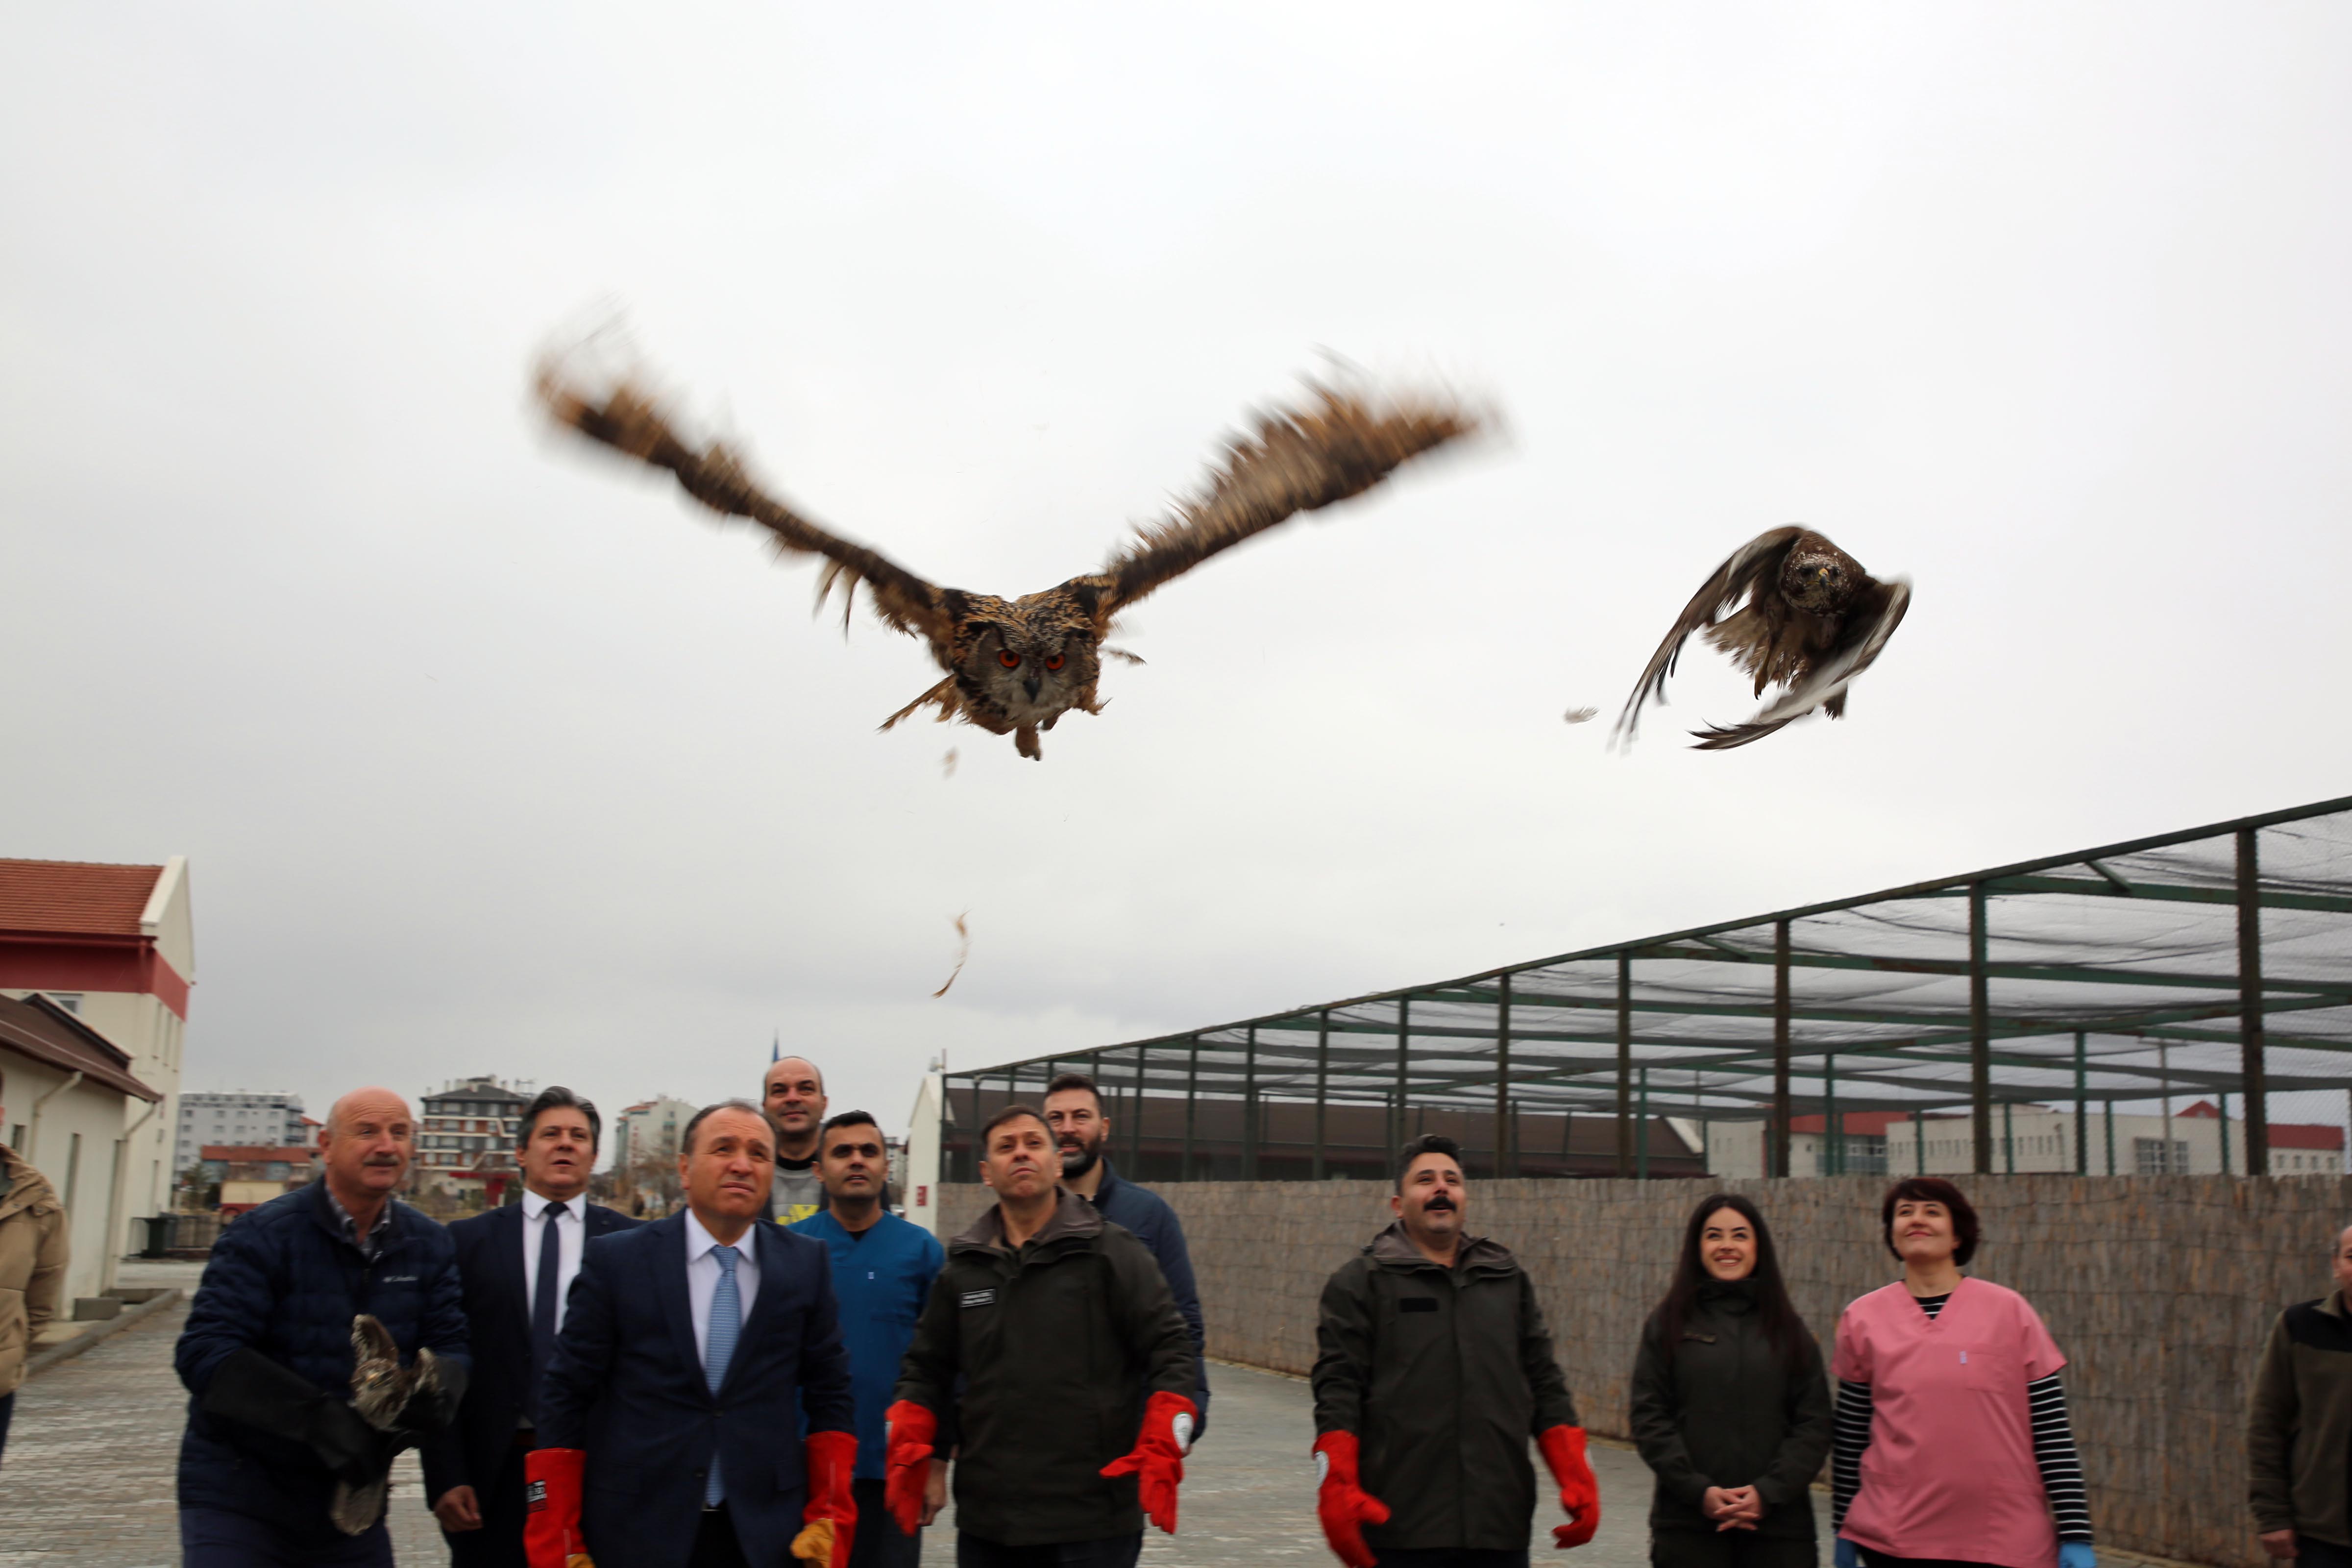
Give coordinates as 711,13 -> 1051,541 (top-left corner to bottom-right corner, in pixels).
886,1102 -> 1198,1568
1311,1133 -> 1599,1568
2249,1222 -> 2352,1568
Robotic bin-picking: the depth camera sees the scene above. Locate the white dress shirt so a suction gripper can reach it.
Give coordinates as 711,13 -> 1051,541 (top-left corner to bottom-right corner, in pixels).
521,1186 -> 588,1334
683,1208 -> 760,1371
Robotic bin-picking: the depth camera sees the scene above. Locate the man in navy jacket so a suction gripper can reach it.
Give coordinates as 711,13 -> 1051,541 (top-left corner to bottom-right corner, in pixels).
532,1100 -> 858,1568
1044,1072 -> 1210,1434
791,1110 -> 945,1568
174,1086 -> 470,1567
424,1086 -> 637,1566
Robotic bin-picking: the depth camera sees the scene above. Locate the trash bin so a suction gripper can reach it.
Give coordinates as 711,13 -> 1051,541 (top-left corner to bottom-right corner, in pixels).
142,1213 -> 174,1258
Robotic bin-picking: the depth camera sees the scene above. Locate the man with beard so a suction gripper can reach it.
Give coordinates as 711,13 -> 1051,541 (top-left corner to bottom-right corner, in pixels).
1310,1133 -> 1598,1568
763,1054 -> 829,1225
1042,1071 -> 1209,1435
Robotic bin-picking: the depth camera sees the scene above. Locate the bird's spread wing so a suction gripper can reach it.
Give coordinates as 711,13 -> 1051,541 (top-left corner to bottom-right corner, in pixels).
1088,379 -> 1480,615
534,354 -> 953,648
1610,527 -> 1804,746
1691,577 -> 1911,750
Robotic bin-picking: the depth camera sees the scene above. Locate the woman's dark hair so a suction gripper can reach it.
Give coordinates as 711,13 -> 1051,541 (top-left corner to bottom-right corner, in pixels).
1880,1176 -> 1979,1267
1655,1193 -> 1811,1374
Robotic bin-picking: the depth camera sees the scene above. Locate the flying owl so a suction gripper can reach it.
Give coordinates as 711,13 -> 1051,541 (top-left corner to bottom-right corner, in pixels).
534,352 -> 1480,759
1612,527 -> 1911,750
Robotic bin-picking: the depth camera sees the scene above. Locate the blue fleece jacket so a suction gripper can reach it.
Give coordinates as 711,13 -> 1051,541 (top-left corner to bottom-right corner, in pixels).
791,1207 -> 945,1478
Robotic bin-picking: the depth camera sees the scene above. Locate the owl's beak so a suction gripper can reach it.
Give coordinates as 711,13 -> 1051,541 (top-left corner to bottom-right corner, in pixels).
1023,676 -> 1042,700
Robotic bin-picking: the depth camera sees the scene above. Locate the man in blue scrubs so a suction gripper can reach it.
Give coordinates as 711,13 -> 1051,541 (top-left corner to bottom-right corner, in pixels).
792,1110 -> 947,1568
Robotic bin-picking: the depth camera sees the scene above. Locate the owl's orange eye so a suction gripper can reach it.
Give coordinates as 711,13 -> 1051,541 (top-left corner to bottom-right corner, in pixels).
1044,654 -> 1065,671
998,651 -> 1021,669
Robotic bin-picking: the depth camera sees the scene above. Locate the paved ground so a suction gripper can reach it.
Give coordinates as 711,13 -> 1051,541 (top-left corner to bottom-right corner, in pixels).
0,1262 -> 1848,1567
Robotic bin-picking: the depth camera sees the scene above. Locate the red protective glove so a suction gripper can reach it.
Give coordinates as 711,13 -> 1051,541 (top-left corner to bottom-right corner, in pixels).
523,1446 -> 593,1568
792,1428 -> 858,1567
1312,1430 -> 1391,1568
1099,1390 -> 1197,1534
1537,1424 -> 1601,1549
882,1400 -> 938,1540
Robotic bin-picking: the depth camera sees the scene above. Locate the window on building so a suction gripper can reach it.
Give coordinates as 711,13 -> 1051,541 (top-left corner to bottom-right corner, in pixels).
49,993 -> 82,1014
2134,1137 -> 2189,1176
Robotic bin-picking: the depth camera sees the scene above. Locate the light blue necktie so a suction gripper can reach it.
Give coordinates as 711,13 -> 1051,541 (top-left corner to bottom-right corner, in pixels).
704,1244 -> 741,1507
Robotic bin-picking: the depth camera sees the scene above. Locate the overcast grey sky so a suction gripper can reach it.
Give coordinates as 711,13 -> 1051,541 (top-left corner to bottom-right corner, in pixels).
5,5 -> 2349,1149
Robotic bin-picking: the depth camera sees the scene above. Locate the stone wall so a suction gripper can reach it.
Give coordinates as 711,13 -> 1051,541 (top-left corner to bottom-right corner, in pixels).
936,1174 -> 2352,1567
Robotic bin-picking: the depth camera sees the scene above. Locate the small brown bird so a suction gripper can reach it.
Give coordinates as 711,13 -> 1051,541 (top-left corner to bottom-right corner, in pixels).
1612,527 -> 1911,750
535,350 -> 1480,760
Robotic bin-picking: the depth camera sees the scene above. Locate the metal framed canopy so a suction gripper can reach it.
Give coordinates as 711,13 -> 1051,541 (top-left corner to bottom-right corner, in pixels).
944,795 -> 2352,1180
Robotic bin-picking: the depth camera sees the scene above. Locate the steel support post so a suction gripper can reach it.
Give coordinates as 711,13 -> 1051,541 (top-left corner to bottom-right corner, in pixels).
1130,1048 -> 1147,1171
1824,1052 -> 1838,1177
1772,923 -> 1792,1180
2220,1091 -> 2233,1173
1394,998 -> 1411,1155
2003,1100 -> 2014,1175
2073,1033 -> 2087,1175
1494,972 -> 1513,1179
1183,1035 -> 1199,1181
1913,1107 -> 1925,1175
1617,953 -> 1635,1178
2237,828 -> 2271,1175
1970,882 -> 1992,1175
1636,1067 -> 1650,1180
2105,1102 -> 2116,1175
1314,1010 -> 1330,1181
1243,1028 -> 1259,1180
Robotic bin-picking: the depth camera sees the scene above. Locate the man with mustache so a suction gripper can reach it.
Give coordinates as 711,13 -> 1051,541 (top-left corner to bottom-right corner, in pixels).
174,1085 -> 471,1565
886,1103 -> 1199,1567
528,1100 -> 858,1568
424,1087 -> 637,1567
1310,1133 -> 1599,1568
1042,1072 -> 1210,1438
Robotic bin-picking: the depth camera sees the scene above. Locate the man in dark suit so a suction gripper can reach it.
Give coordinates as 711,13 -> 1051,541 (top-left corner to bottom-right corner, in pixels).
529,1099 -> 858,1568
424,1086 -> 637,1567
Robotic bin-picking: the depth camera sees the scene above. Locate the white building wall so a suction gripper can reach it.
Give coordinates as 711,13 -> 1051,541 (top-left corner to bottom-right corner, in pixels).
3,1048 -> 145,1304
903,1073 -> 944,1235
175,1093 -> 306,1170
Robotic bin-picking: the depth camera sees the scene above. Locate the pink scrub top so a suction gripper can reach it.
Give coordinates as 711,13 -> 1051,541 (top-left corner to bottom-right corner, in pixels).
1832,1276 -> 2066,1568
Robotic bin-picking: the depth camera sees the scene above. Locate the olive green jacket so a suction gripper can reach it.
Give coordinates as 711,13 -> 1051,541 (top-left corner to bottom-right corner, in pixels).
894,1191 -> 1195,1547
2248,1288 -> 2352,1547
0,1145 -> 69,1396
1312,1223 -> 1581,1553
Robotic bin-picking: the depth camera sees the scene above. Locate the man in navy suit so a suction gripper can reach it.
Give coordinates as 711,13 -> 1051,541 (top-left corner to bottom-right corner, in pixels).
530,1099 -> 858,1568
424,1087 -> 637,1567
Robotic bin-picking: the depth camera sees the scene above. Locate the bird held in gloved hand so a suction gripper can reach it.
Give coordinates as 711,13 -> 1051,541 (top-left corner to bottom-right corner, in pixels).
534,345 -> 1483,760
331,1314 -> 445,1535
1612,527 -> 1910,750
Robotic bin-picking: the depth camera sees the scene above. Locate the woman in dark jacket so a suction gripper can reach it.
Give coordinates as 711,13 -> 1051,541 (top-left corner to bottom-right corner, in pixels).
1632,1194 -> 1833,1568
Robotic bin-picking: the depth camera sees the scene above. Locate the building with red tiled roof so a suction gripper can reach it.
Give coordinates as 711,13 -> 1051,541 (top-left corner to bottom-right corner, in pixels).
0,991 -> 165,1302
0,855 -> 194,1261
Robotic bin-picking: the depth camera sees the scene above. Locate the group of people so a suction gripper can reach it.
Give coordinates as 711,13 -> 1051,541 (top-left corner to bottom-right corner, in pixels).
145,1053 -> 2352,1568
163,1061 -> 1209,1568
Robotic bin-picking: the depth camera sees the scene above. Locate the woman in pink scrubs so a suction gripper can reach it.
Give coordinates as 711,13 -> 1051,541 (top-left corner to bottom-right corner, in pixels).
1830,1178 -> 2094,1568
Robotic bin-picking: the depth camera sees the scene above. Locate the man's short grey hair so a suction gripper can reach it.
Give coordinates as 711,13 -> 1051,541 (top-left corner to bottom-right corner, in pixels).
683,1098 -> 770,1154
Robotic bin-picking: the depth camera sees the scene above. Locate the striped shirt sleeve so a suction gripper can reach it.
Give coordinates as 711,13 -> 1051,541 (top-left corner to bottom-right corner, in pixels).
2028,1372 -> 2093,1544
1832,1378 -> 1872,1531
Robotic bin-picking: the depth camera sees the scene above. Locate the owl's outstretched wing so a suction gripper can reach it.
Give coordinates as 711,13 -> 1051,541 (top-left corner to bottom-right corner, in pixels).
1610,527 -> 1805,747
1087,380 -> 1480,616
534,357 -> 954,649
1690,577 -> 1911,750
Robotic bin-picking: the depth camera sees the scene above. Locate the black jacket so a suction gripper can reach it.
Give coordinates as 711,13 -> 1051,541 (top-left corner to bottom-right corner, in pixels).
894,1191 -> 1195,1547
2248,1287 -> 2352,1545
419,1198 -> 637,1509
1628,1279 -> 1833,1540
1311,1222 -> 1580,1553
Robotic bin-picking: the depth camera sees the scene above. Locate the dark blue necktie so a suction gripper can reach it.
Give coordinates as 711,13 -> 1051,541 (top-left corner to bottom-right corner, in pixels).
528,1200 -> 567,1421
